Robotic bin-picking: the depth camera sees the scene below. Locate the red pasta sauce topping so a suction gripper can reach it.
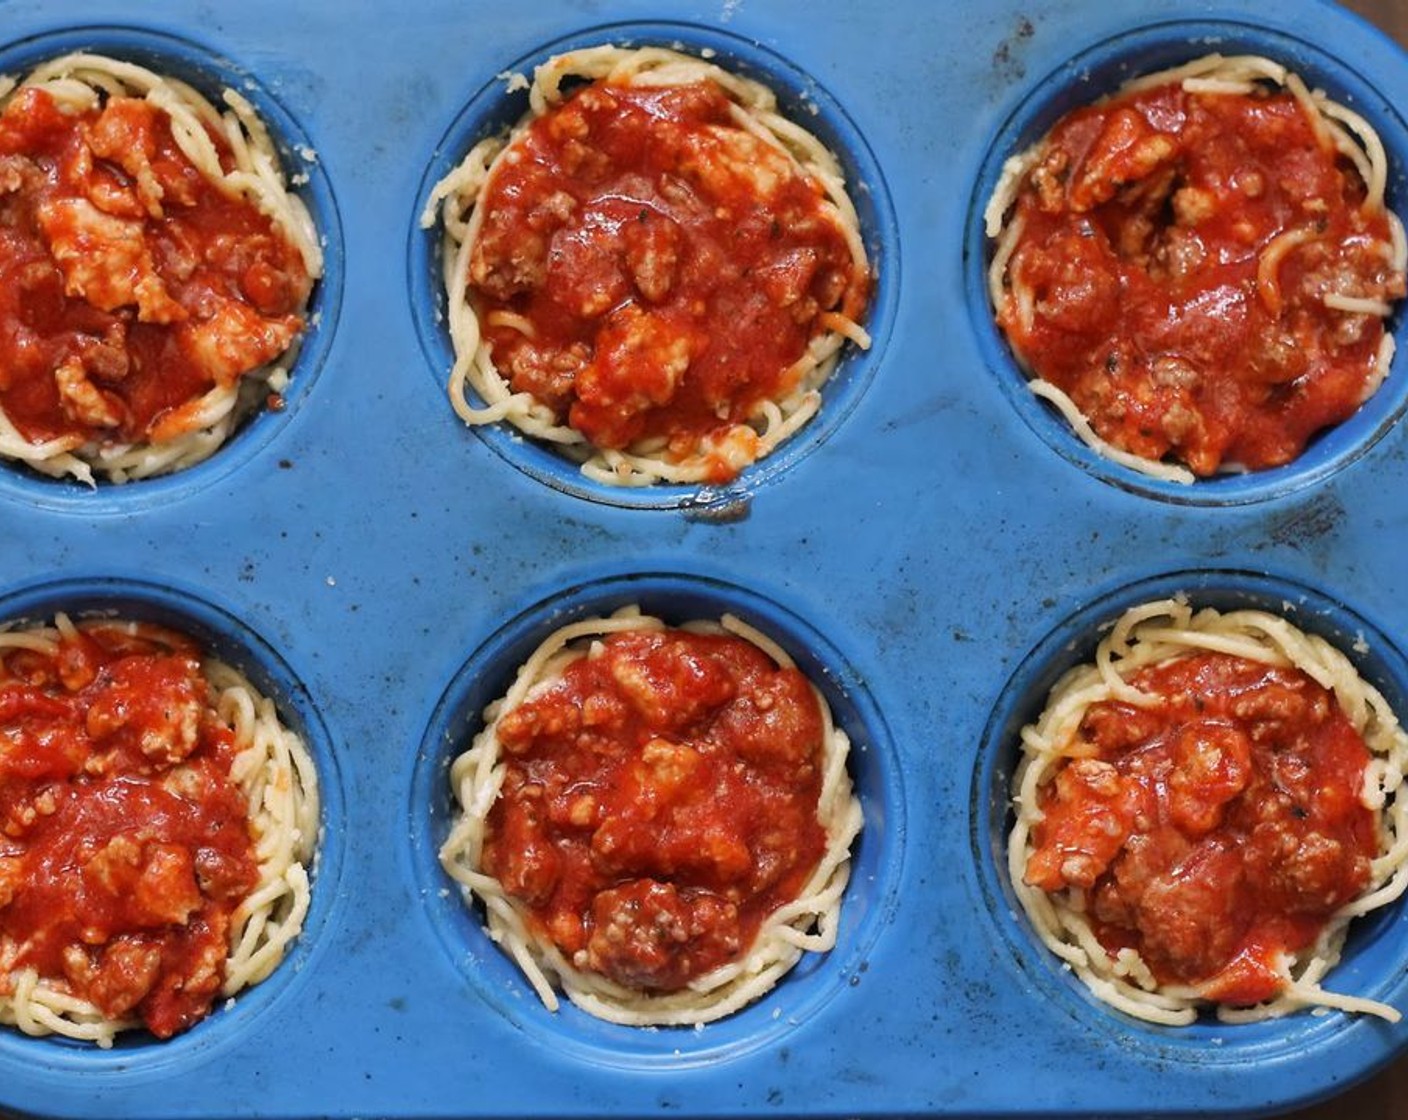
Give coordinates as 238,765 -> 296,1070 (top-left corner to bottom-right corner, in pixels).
996,78 -> 1405,474
0,85 -> 311,451
484,628 -> 829,991
468,78 -> 869,480
1025,652 -> 1377,1006
0,623 -> 258,1038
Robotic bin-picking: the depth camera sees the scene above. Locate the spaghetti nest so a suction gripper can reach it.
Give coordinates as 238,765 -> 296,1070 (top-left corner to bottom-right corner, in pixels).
0,52 -> 322,485
0,615 -> 319,1046
422,45 -> 872,487
985,54 -> 1407,483
1009,598 -> 1408,1025
439,607 -> 863,1025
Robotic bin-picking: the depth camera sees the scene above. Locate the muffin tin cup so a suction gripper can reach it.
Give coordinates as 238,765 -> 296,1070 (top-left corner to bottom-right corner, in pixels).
409,569 -> 903,1069
408,20 -> 900,513
971,569 -> 1408,1068
965,18 -> 1408,506
0,25 -> 344,515
0,575 -> 344,1079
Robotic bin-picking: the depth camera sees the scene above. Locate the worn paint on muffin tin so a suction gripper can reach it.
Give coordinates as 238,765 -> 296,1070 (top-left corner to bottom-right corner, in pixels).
1,0 -> 1407,1117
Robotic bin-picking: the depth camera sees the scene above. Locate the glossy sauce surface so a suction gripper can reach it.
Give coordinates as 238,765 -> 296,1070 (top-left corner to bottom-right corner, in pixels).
485,628 -> 828,991
469,78 -> 869,480
1026,652 -> 1375,1004
0,623 -> 258,1038
0,87 -> 311,449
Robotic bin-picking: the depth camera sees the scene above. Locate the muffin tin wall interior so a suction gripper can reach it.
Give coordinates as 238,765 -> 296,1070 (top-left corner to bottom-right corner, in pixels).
2,0 -> 1408,1116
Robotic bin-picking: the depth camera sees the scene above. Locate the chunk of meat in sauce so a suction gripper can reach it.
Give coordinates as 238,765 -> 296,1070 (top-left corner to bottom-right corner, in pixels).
466,77 -> 868,480
585,879 -> 741,991
485,627 -> 829,992
37,197 -> 186,322
1026,652 -> 1377,1004
997,79 -> 1406,475
0,86 -> 312,452
1024,758 -> 1140,891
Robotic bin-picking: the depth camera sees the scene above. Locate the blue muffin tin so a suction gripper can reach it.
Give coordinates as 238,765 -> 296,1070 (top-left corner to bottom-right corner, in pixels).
2,0 -> 1407,1116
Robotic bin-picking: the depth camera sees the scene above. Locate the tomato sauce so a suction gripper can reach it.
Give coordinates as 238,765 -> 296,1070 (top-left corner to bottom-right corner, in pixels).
0,86 -> 311,451
0,622 -> 259,1038
468,78 -> 869,481
1025,652 -> 1377,1006
484,628 -> 828,992
996,79 -> 1406,475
